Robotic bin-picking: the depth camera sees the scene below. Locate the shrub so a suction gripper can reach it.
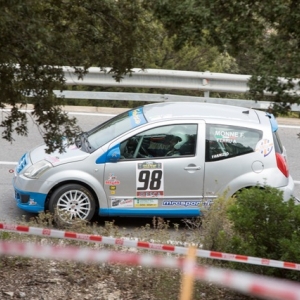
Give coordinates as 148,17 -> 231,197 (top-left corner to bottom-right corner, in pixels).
200,194 -> 236,253
225,186 -> 300,280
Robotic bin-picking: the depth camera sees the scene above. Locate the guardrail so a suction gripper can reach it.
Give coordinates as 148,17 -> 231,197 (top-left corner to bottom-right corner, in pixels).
59,67 -> 300,111
62,66 -> 300,96
63,67 -> 251,94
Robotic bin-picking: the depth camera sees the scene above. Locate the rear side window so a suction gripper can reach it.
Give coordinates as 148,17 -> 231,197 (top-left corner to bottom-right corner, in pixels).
206,124 -> 263,161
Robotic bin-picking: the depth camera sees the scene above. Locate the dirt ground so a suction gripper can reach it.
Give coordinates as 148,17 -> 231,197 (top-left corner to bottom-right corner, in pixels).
0,257 -> 133,300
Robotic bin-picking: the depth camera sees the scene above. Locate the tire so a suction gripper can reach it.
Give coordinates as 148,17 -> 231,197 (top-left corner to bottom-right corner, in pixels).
49,184 -> 96,225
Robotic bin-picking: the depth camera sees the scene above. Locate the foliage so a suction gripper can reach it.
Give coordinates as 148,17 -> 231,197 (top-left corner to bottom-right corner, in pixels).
2,0 -> 299,151
149,0 -> 300,106
0,0 -> 158,153
62,20 -> 240,107
200,195 -> 236,253
224,186 -> 300,281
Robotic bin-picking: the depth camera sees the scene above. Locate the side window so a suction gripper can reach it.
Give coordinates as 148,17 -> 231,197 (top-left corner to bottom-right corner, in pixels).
206,124 -> 263,162
120,124 -> 197,159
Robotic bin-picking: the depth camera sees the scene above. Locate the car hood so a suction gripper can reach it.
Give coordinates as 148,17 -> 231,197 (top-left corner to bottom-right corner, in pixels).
29,144 -> 90,166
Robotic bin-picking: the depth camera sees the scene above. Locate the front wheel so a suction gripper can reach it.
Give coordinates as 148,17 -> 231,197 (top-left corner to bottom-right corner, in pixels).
49,184 -> 96,225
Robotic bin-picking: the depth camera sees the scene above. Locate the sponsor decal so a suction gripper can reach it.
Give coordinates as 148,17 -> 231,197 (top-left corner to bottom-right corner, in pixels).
211,152 -> 229,159
137,162 -> 162,170
255,139 -> 274,157
105,173 -> 121,185
128,108 -> 147,128
111,198 -> 133,208
134,199 -> 158,207
214,130 -> 244,143
162,200 -> 213,207
29,199 -> 37,205
136,191 -> 164,197
109,185 -> 116,195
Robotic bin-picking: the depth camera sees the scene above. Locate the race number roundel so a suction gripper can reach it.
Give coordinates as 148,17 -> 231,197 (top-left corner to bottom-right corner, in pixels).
136,162 -> 164,197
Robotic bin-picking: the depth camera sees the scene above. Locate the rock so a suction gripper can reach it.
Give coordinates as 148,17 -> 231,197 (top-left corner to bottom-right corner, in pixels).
17,291 -> 26,298
3,292 -> 14,297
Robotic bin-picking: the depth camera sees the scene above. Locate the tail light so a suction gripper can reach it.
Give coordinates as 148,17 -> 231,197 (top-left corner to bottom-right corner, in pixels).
275,152 -> 289,177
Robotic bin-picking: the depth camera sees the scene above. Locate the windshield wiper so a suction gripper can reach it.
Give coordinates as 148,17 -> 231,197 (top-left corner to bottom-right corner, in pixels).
82,133 -> 93,153
75,132 -> 84,148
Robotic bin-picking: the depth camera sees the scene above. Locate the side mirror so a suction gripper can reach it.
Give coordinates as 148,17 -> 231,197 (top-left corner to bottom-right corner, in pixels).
107,144 -> 121,162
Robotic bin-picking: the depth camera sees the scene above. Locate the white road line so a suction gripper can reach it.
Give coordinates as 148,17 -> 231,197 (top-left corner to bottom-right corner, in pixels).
68,112 -> 116,117
278,125 -> 300,129
1,109 -> 116,118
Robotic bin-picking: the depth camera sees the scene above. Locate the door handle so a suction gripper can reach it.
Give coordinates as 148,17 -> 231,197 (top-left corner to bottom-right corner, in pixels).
184,166 -> 201,170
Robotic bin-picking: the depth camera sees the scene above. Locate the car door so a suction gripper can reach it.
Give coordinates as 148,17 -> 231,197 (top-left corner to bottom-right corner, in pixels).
102,120 -> 206,218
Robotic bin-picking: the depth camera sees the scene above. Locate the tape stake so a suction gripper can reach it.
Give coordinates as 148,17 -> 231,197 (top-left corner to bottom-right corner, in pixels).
179,246 -> 197,300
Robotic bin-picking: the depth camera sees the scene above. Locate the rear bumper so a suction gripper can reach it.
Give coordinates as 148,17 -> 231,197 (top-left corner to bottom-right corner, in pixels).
277,175 -> 296,201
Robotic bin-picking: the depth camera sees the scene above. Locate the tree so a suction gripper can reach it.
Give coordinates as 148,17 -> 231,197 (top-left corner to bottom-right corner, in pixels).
0,0 -> 158,153
148,0 -> 300,113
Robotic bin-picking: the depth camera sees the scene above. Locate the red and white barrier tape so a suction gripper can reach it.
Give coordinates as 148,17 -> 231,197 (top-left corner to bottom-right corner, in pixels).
0,240 -> 300,300
0,222 -> 299,271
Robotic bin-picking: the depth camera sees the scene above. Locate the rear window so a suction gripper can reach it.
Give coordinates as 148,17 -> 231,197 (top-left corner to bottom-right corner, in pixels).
273,131 -> 283,154
206,124 -> 263,161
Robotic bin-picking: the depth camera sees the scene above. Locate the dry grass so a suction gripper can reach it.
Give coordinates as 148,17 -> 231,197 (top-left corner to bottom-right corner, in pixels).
0,204 -> 256,300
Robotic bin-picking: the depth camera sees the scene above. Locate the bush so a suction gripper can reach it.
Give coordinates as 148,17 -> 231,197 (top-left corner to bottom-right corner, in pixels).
224,186 -> 300,280
201,194 -> 236,253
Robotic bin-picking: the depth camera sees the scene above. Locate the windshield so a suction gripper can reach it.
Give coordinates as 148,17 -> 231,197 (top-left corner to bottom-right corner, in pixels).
84,107 -> 147,152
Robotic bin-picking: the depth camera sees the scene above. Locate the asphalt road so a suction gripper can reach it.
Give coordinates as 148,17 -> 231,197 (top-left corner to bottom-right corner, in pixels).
1,107 -> 300,225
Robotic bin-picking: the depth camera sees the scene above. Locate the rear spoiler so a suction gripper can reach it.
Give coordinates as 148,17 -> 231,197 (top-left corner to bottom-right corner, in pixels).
266,113 -> 278,132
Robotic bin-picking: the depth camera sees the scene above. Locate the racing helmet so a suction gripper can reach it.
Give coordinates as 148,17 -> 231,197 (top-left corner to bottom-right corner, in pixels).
169,127 -> 189,150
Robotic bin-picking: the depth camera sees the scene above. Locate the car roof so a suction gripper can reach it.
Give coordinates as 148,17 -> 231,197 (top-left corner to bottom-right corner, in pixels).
142,102 -> 266,124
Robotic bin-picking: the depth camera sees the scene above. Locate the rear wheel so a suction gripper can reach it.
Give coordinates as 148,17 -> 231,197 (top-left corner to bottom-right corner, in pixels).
49,184 -> 96,225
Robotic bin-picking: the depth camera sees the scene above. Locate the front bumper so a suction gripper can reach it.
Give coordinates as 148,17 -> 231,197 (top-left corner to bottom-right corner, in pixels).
14,186 -> 46,213
13,174 -> 47,213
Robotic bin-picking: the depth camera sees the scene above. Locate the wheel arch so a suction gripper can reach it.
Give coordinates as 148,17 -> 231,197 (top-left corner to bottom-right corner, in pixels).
45,180 -> 100,213
232,185 -> 265,198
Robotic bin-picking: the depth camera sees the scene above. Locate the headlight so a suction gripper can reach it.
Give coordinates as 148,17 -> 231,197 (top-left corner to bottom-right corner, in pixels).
24,160 -> 52,179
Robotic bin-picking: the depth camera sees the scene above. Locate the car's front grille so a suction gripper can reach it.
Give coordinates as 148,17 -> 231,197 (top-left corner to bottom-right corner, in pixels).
16,153 -> 28,174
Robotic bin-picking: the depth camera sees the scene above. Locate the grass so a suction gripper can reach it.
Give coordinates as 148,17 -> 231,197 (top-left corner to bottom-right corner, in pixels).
0,199 -> 275,300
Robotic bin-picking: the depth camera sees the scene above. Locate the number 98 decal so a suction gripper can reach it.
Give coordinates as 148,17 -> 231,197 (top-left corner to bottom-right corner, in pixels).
136,162 -> 164,197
